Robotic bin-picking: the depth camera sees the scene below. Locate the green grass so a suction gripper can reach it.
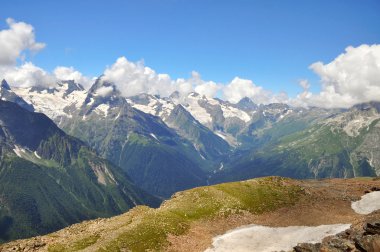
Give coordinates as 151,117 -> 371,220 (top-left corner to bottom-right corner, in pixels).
100,177 -> 304,251
47,235 -> 100,252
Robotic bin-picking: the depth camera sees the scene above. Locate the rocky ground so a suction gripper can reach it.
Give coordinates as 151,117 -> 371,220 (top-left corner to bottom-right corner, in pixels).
168,178 -> 380,252
294,212 -> 380,252
1,177 -> 380,252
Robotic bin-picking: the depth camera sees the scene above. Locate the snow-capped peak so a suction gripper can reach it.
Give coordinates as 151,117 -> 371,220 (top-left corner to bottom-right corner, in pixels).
13,81 -> 88,120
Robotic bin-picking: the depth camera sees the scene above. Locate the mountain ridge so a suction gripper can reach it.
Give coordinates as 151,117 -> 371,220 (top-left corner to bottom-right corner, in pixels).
4,78 -> 380,191
0,100 -> 159,242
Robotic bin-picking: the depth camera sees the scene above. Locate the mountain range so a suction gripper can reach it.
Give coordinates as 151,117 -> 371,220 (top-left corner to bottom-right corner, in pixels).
1,77 -> 380,242
6,78 -> 380,180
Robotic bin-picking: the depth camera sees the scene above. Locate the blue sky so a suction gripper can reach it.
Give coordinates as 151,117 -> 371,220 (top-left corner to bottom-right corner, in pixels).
1,0 -> 380,97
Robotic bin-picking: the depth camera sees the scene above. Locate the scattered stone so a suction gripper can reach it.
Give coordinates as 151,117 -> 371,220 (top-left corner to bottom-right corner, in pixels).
354,234 -> 380,252
364,222 -> 380,235
321,236 -> 355,251
371,187 -> 380,192
293,243 -> 321,252
292,220 -> 380,252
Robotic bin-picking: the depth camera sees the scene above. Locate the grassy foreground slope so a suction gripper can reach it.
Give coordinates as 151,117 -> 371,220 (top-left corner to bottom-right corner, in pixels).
1,177 -> 304,251
4,176 -> 379,252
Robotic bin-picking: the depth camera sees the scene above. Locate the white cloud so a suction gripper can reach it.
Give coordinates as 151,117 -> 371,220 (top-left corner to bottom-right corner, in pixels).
102,57 -> 288,104
192,71 -> 221,98
0,63 -> 94,89
0,62 -> 55,87
295,44 -> 380,108
0,18 -> 287,104
0,18 -> 45,66
102,57 -> 224,98
95,86 -> 114,97
222,77 -> 282,104
299,79 -> 310,90
103,57 -> 175,97
0,18 -> 94,89
54,66 -> 93,88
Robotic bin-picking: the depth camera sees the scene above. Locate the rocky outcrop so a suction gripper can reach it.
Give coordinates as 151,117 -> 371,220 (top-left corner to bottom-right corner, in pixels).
293,215 -> 380,252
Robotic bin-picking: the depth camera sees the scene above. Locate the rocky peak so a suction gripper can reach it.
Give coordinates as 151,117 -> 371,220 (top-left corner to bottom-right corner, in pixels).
58,80 -> 85,94
236,97 -> 258,111
128,93 -> 156,105
0,80 -> 34,112
1,79 -> 11,91
188,92 -> 200,98
262,103 -> 289,110
352,101 -> 380,113
169,90 -> 180,100
84,78 -> 120,106
29,86 -> 57,94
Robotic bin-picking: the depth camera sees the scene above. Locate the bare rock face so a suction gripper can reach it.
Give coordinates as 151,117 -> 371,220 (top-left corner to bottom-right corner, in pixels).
292,219 -> 380,252
293,243 -> 321,252
364,222 -> 380,235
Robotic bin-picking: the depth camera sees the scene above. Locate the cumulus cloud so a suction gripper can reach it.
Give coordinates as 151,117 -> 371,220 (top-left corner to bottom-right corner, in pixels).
0,62 -> 55,87
299,79 -> 310,90
295,44 -> 380,108
0,63 -> 93,88
0,18 -> 94,89
95,86 -> 114,97
0,18 -> 286,104
192,71 -> 221,97
53,66 -> 93,88
0,18 -> 45,66
222,77 -> 280,104
103,57 -> 174,97
102,57 -> 223,98
102,57 -> 287,104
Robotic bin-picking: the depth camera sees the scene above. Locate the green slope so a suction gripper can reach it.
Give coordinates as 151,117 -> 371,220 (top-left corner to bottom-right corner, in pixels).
213,104 -> 380,183
18,177 -> 303,252
0,100 -> 159,242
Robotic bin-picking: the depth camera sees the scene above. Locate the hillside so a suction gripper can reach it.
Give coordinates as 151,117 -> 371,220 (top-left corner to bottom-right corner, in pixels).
0,100 -> 159,242
59,79 -> 208,198
2,176 -> 380,251
212,102 -> 380,183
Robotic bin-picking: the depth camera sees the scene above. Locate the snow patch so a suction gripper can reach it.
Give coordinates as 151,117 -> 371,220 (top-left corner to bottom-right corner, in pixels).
131,98 -> 158,115
87,97 -> 95,106
221,104 -> 251,122
215,131 -> 226,140
219,163 -> 224,171
128,96 -> 175,121
13,86 -> 87,120
325,112 -> 380,137
34,151 -> 41,159
150,133 -> 159,141
205,224 -> 350,252
351,191 -> 380,214
183,95 -> 212,125
94,104 -> 110,117
114,112 -> 121,120
13,145 -> 25,157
